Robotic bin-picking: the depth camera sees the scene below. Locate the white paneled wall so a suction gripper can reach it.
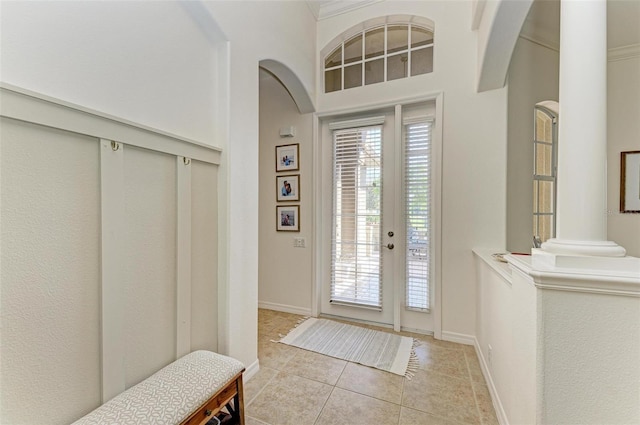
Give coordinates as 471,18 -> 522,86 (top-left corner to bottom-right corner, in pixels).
0,86 -> 221,424
123,146 -> 178,388
0,118 -> 102,424
190,160 -> 219,352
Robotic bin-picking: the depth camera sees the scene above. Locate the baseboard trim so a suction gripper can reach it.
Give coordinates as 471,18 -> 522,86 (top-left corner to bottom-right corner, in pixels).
473,337 -> 509,425
243,359 -> 260,382
441,330 -> 475,345
258,301 -> 312,316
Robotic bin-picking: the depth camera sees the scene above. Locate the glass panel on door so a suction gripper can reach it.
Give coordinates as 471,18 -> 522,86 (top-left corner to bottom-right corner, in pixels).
331,126 -> 383,309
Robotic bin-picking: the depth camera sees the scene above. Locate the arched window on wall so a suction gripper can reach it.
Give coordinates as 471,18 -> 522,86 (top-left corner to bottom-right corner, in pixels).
323,17 -> 434,93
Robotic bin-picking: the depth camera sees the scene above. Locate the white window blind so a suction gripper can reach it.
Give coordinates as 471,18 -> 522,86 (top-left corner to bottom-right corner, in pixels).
331,126 -> 383,309
404,120 -> 432,311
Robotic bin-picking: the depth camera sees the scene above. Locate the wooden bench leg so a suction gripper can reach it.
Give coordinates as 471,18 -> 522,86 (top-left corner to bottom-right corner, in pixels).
226,376 -> 244,425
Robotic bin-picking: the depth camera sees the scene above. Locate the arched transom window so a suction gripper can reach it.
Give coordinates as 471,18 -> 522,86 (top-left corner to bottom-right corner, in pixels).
324,20 -> 434,93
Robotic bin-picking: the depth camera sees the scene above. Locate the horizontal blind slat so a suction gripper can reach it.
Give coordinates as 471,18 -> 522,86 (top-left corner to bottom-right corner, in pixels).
405,120 -> 432,311
331,125 -> 383,309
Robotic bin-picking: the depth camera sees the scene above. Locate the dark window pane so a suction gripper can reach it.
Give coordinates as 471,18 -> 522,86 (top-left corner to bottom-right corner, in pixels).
344,34 -> 362,65
325,69 -> 341,93
365,27 -> 385,59
387,53 -> 408,81
411,46 -> 433,76
365,58 -> 384,85
344,63 -> 362,89
387,25 -> 408,54
325,46 -> 342,69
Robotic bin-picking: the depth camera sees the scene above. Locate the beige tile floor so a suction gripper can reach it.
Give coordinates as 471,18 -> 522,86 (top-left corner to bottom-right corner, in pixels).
245,309 -> 499,425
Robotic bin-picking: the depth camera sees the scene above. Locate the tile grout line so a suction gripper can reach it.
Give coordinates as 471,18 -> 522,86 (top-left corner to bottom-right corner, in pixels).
245,368 -> 279,408
399,375 -> 407,425
464,350 -> 485,425
312,385 -> 338,425
259,310 -> 493,425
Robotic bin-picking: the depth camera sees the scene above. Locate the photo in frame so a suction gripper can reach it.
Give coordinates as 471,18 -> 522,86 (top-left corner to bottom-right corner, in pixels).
276,143 -> 299,172
277,174 -> 300,202
277,205 -> 300,232
620,150 -> 640,213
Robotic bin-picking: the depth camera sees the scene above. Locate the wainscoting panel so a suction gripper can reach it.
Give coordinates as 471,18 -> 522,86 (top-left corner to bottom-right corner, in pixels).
123,145 -> 178,389
0,85 -> 222,424
190,160 -> 219,352
0,118 -> 102,423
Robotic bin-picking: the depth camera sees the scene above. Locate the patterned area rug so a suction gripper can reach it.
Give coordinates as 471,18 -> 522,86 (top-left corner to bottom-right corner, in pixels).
278,317 -> 418,377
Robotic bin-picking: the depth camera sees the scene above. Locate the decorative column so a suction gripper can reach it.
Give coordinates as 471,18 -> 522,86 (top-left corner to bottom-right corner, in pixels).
541,0 -> 626,258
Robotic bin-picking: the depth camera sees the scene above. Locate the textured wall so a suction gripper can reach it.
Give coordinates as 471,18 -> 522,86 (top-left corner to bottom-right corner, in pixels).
540,289 -> 640,423
191,160 -> 219,351
123,147 -> 177,388
474,254 -> 537,424
1,100 -> 221,423
0,119 -> 102,423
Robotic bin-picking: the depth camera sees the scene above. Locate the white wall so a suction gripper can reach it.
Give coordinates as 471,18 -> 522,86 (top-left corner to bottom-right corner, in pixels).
0,2 -> 224,422
506,37 -> 559,253
539,288 -> 640,424
607,53 -> 640,257
474,252 -> 537,424
1,0 -> 318,378
0,0 -> 217,144
0,119 -> 102,424
199,0 -> 317,369
0,89 -> 221,424
317,0 -> 507,338
475,252 -> 640,424
258,70 -> 314,315
506,39 -> 640,257
122,147 -> 178,388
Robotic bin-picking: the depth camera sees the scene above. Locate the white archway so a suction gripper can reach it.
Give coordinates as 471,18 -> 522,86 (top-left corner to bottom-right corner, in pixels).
476,0 -> 534,92
259,59 -> 315,114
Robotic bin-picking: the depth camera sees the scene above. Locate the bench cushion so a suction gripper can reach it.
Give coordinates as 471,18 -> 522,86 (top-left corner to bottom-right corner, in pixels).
72,350 -> 245,425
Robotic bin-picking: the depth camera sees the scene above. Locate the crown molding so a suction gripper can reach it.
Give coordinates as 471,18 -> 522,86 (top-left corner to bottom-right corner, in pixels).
518,30 -> 640,64
309,0 -> 384,21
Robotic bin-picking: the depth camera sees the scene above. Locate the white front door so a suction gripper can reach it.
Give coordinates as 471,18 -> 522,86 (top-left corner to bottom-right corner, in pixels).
319,102 -> 438,333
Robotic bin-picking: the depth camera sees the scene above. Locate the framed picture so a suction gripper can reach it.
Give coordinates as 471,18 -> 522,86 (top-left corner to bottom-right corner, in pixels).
277,205 -> 300,232
620,150 -> 640,213
276,174 -> 300,202
276,143 -> 299,172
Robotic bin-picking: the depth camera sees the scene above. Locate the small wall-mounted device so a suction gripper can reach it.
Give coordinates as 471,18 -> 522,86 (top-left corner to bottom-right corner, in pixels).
279,126 -> 296,138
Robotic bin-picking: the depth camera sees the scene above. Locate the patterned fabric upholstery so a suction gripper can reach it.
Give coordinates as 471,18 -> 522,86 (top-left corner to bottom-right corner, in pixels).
72,351 -> 245,425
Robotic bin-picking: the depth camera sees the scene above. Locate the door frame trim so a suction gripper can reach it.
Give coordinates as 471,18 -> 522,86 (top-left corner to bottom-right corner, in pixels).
312,91 -> 443,339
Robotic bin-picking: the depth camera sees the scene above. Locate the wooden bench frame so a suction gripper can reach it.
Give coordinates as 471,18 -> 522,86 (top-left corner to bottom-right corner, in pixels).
181,369 -> 245,425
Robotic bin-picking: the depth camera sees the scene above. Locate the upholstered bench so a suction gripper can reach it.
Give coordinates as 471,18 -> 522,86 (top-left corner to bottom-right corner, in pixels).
72,350 -> 245,425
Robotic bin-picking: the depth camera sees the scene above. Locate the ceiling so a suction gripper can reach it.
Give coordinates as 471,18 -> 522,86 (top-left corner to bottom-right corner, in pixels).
308,0 -> 640,49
